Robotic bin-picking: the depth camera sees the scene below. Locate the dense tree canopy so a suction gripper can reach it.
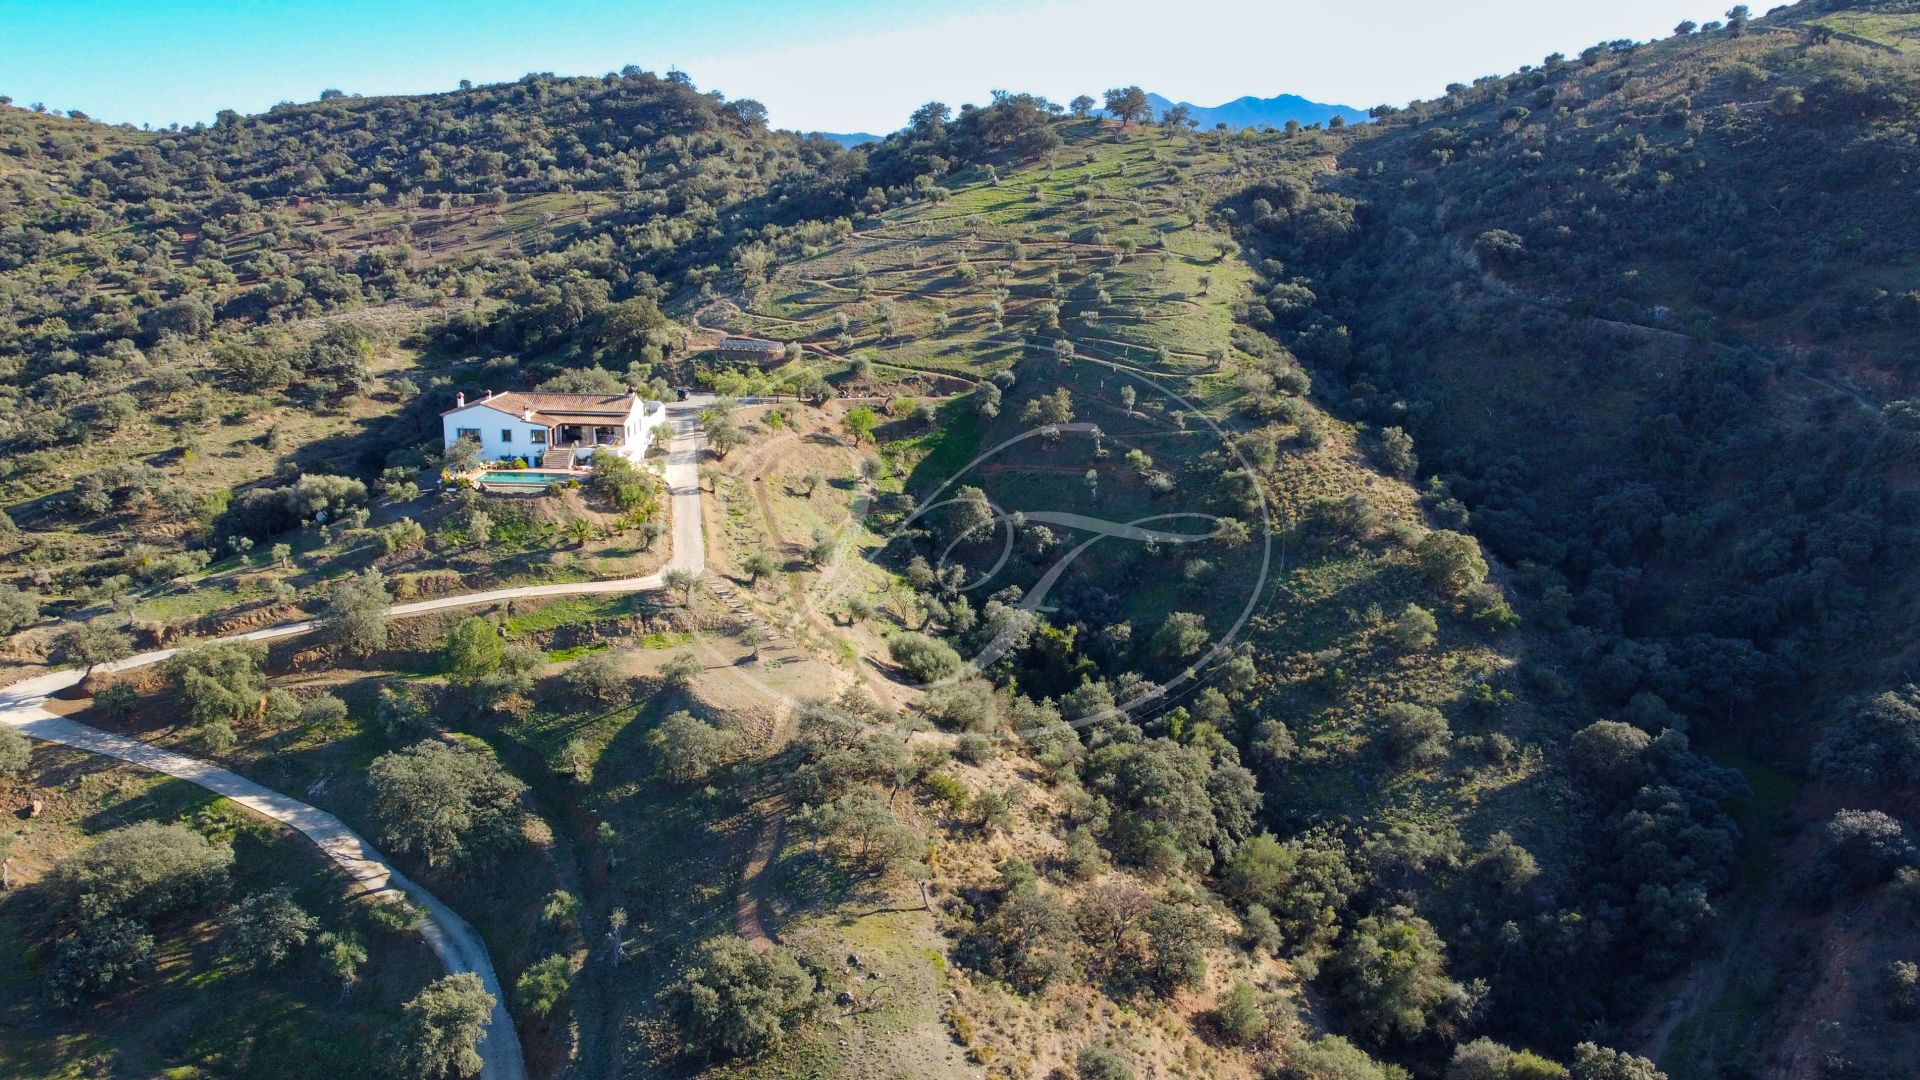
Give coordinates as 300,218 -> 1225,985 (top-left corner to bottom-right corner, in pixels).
368,739 -> 527,869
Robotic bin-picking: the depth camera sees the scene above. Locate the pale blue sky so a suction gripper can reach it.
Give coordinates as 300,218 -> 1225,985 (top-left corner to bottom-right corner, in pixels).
0,0 -> 1728,133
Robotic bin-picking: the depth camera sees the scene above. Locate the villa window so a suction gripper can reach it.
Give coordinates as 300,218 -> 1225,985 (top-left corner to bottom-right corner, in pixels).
501,429 -> 513,443
456,427 -> 480,441
531,430 -> 546,444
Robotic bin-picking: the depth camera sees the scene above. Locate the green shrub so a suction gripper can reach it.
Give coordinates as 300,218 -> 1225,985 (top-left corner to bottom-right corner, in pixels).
48,918 -> 154,1006
649,711 -> 737,783
45,822 -> 232,924
368,740 -> 527,869
1076,1042 -> 1135,1080
664,936 -> 817,1060
397,973 -> 496,1079
223,888 -> 318,968
517,953 -> 575,1016
1217,979 -> 1269,1044
888,632 -> 963,682
0,726 -> 30,779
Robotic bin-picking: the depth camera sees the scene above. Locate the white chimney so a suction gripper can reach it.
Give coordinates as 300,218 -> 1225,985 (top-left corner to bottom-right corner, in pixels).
456,391 -> 466,407
523,407 -> 534,421
484,389 -> 494,400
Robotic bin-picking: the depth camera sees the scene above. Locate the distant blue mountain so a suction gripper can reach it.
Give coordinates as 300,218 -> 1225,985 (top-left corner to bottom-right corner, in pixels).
808,131 -> 882,147
803,91 -> 1363,147
1145,92 -> 1368,131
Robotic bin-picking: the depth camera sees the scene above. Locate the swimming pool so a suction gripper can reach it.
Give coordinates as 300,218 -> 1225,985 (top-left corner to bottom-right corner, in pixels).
478,471 -> 564,486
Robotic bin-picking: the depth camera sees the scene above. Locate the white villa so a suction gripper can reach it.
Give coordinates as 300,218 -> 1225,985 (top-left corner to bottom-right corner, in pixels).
442,389 -> 667,470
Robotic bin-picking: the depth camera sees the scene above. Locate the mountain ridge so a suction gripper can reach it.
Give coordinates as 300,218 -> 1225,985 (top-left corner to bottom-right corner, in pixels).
1146,90 -> 1369,129
803,129 -> 882,147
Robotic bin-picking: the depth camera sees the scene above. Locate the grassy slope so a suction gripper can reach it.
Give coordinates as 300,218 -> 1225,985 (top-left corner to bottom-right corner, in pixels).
629,121 -> 1571,1075
10,113 -> 1594,1078
727,119 -> 1561,857
0,745 -> 437,1078
0,102 -> 685,657
69,607 -> 611,1076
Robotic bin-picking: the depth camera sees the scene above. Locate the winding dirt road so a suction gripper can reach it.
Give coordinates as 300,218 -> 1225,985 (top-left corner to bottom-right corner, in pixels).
0,399 -> 712,1080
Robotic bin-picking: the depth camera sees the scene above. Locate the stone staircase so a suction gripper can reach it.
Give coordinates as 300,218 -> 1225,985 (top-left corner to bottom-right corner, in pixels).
707,578 -> 797,671
540,446 -> 573,470
706,579 -> 755,618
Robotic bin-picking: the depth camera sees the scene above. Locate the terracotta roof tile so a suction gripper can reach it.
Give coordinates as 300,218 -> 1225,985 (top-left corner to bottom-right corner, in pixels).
442,391 -> 637,421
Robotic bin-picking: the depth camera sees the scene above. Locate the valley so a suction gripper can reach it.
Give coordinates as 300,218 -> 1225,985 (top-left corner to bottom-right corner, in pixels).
4,4 -> 1920,1078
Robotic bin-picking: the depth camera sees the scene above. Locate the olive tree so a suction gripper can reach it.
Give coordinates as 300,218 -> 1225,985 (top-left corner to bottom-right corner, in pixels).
664,935 -> 817,1060
55,621 -> 132,679
741,548 -> 779,586
799,787 -> 926,877
663,567 -> 703,606
649,710 -> 737,783
223,888 -> 318,968
398,972 -> 497,1078
369,740 -> 527,869
0,583 -> 39,635
565,648 -> 628,701
45,821 -> 232,924
321,569 -> 391,657
1102,86 -> 1150,125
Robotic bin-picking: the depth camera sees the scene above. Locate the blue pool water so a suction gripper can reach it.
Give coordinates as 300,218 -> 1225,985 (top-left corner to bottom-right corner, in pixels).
479,471 -> 564,485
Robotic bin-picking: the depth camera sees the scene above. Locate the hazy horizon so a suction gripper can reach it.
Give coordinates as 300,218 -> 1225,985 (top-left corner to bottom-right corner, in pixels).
2,0 -> 1732,134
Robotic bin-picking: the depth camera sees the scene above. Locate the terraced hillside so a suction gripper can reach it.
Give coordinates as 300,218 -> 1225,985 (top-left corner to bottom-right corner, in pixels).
0,68 -> 1785,1080
645,117 -> 1737,1073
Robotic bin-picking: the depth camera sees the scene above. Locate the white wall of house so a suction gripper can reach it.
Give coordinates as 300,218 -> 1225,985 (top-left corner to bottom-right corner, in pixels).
574,400 -> 665,465
444,403 -> 550,464
630,401 -> 667,462
445,397 -> 666,468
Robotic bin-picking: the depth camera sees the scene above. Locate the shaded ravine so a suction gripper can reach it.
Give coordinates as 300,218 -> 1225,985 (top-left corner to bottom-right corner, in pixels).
0,399 -> 712,1080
